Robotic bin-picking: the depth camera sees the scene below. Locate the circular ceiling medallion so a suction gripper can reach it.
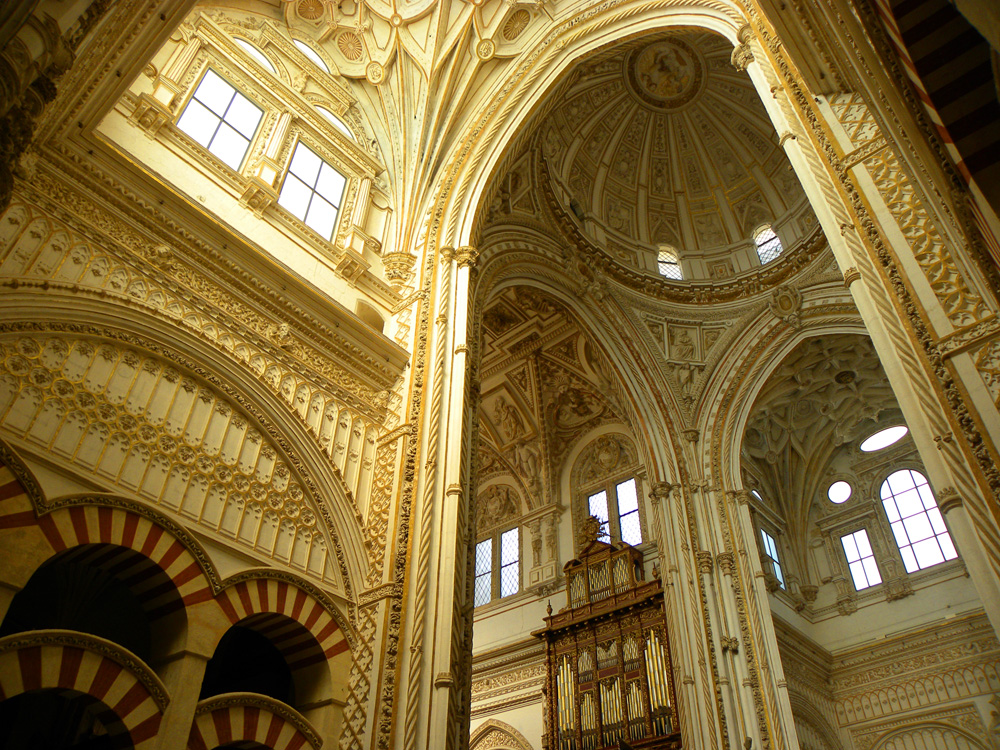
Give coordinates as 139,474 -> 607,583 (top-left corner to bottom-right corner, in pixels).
366,61 -> 385,85
625,38 -> 705,111
297,0 -> 324,21
476,38 -> 496,61
337,31 -> 363,61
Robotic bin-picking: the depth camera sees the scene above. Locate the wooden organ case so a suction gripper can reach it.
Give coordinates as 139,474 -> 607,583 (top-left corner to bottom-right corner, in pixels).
534,533 -> 680,750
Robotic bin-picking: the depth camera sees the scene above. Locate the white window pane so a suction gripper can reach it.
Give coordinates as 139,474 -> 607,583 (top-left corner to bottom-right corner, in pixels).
855,529 -> 873,558
500,562 -> 518,597
317,106 -> 354,139
939,532 -> 958,559
891,521 -> 910,548
316,164 -> 346,205
278,175 -> 313,220
235,38 -> 276,73
620,511 -> 642,546
289,143 -> 322,185
895,488 -> 924,519
927,507 -> 947,534
304,194 -> 338,239
177,100 -> 219,147
225,94 -> 263,139
615,478 -> 639,514
474,573 -> 491,606
196,71 -> 236,116
888,469 -> 916,496
917,484 -> 938,510
900,546 -> 918,573
475,539 -> 492,576
294,39 -> 330,72
912,538 -> 944,569
902,513 -> 933,543
772,562 -> 784,586
848,560 -> 868,589
882,498 -> 900,522
862,557 -> 882,585
500,528 -> 519,565
841,534 -> 859,562
209,123 -> 250,169
589,491 -> 609,523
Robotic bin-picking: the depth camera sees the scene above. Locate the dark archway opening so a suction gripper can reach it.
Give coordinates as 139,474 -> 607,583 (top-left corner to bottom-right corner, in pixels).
0,689 -> 133,750
0,545 -> 155,662
199,625 -> 295,706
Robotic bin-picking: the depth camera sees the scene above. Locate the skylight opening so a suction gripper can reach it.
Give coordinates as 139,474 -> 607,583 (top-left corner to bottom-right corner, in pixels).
293,39 -> 330,73
316,107 -> 354,140
860,425 -> 908,452
234,38 -> 276,74
827,480 -> 852,504
753,224 -> 783,265
751,489 -> 763,502
176,69 -> 263,170
277,142 -> 347,241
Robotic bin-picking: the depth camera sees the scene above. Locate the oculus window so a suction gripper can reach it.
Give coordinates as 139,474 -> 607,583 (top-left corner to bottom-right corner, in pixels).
753,225 -> 783,265
278,142 -> 347,241
760,529 -> 785,588
474,527 -> 520,606
841,529 -> 881,590
587,478 -> 642,546
176,69 -> 263,170
881,469 -> 957,572
860,425 -> 908,452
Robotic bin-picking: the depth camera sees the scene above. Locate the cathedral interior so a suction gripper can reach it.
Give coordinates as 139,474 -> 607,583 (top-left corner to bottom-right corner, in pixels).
0,1 -> 999,749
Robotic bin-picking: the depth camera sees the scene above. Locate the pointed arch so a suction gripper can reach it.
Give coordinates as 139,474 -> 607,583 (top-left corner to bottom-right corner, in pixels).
469,718 -> 535,750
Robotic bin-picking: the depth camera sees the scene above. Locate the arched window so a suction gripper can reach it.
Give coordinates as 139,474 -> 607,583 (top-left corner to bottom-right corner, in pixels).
657,245 -> 682,279
316,106 -> 354,140
293,39 -> 330,73
880,469 -> 957,572
234,38 -> 276,74
753,224 -> 783,264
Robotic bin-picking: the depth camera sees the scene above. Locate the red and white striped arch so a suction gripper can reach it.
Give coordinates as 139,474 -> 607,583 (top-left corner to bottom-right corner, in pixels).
188,700 -> 319,750
0,633 -> 167,749
216,578 -> 351,669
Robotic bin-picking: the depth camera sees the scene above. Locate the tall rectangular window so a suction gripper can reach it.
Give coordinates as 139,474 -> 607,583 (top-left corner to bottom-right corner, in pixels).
278,142 -> 347,241
499,527 -> 519,598
588,490 -> 610,540
841,529 -> 882,590
474,527 -> 520,606
474,538 -> 492,606
760,529 -> 785,589
177,69 -> 262,170
615,478 -> 642,546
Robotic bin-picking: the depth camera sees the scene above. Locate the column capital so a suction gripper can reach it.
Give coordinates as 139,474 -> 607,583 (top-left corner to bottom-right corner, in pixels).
936,486 -> 962,515
649,482 -> 680,504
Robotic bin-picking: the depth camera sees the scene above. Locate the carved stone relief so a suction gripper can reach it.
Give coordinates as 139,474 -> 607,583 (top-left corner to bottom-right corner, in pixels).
0,334 -> 340,584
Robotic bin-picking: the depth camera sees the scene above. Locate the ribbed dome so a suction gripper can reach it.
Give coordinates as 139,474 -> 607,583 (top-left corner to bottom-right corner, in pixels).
538,31 -> 813,266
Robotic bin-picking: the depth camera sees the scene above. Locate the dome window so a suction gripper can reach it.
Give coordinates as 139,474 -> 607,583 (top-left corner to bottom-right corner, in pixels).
827,480 -> 852,504
860,425 -> 908,452
657,245 -> 682,280
753,224 -> 783,265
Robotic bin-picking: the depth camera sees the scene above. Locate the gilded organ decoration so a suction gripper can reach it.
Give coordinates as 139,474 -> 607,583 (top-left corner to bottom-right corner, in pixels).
535,537 -> 680,750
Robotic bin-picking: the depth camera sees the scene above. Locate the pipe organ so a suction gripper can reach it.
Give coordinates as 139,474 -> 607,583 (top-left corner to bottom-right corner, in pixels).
534,534 -> 680,750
